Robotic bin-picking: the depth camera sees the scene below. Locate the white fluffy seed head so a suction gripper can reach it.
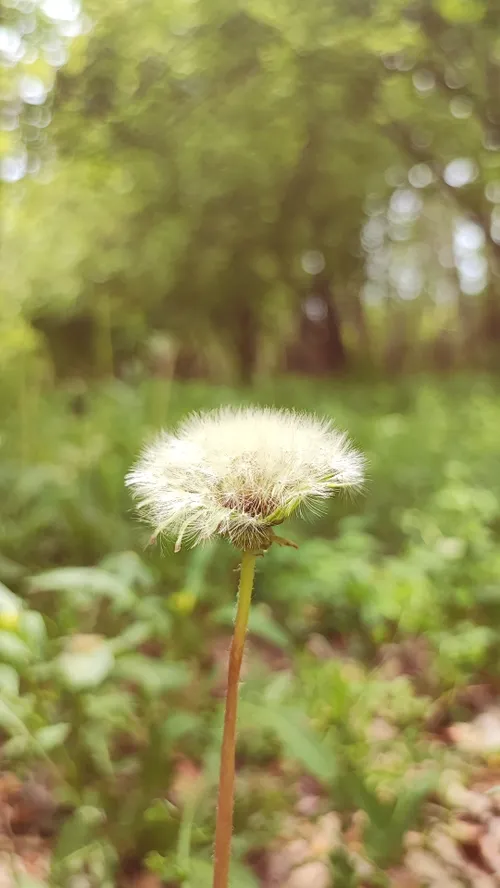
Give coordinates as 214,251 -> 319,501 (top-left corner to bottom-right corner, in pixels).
126,406 -> 364,552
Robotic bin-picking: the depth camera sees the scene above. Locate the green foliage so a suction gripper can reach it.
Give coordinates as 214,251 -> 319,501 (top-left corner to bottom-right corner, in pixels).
4,0 -> 500,379
240,696 -> 337,783
147,852 -> 259,888
0,376 -> 499,880
0,552 -> 211,882
213,603 -> 292,650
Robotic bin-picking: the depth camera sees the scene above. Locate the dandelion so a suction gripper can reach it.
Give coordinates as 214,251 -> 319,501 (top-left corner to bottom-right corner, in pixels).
127,405 -> 364,888
126,406 -> 364,553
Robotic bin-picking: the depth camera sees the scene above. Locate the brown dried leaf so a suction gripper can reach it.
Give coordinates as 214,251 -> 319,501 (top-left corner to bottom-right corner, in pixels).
429,829 -> 467,870
440,774 -> 492,820
387,866 -> 422,888
305,635 -> 336,660
295,794 -> 321,818
366,717 -> 397,742
0,851 -> 50,887
479,830 -> 500,875
449,709 -> 500,756
309,813 -> 341,857
285,861 -> 331,888
428,825 -> 497,888
448,819 -> 483,843
405,849 -> 463,888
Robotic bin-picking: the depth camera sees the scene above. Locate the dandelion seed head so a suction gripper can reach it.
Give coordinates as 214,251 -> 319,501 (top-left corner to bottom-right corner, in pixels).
126,406 -> 364,551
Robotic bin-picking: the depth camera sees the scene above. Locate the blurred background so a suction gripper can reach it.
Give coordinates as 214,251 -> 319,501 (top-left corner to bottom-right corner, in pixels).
2,0 -> 500,886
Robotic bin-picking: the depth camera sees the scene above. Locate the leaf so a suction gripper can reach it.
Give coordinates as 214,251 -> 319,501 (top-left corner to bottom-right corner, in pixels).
2,734 -> 30,758
18,610 -> 47,650
0,630 -> 31,667
162,712 -> 201,743
392,773 -> 437,830
248,608 -> 291,649
99,550 -> 154,589
35,722 -> 71,751
0,664 -> 19,695
52,806 -> 105,868
0,581 -> 22,613
184,542 -> 217,599
0,554 -> 26,582
188,857 -> 259,888
144,799 -> 177,823
83,690 -> 135,726
113,655 -> 190,695
0,698 -> 58,765
240,701 -> 336,783
436,0 -> 486,23
28,567 -> 135,608
81,726 -> 114,776
0,697 -> 31,735
212,604 -> 291,649
58,643 -> 115,690
109,620 -> 152,654
364,774 -> 437,867
135,596 -> 173,634
15,876 -> 49,888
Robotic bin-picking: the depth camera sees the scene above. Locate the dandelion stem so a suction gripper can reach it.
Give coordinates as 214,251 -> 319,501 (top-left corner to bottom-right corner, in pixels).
213,550 -> 257,888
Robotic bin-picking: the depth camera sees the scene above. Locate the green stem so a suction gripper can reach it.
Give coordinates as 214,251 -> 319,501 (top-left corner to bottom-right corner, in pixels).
212,551 -> 257,888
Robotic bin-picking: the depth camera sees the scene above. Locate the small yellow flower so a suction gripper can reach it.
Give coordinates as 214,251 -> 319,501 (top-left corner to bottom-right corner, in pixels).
0,610 -> 20,631
169,590 -> 197,615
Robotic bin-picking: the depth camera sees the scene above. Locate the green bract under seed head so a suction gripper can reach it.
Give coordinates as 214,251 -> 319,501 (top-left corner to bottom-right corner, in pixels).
126,406 -> 364,552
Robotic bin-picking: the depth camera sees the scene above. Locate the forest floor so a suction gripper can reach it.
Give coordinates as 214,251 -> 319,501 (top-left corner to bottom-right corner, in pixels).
3,638 -> 500,888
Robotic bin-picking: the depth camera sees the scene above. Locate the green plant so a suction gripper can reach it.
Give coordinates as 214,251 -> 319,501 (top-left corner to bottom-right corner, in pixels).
0,557 -> 211,884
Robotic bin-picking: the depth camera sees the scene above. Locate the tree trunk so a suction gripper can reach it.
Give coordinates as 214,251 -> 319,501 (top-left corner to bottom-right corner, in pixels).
234,302 -> 258,385
349,284 -> 372,363
30,312 -> 97,378
317,277 -> 348,373
480,289 -> 500,366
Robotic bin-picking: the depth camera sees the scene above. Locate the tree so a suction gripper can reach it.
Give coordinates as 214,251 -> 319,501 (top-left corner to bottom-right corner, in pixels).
3,0 -> 500,378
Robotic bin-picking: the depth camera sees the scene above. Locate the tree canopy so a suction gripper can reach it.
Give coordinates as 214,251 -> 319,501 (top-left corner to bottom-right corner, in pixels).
2,0 -> 500,379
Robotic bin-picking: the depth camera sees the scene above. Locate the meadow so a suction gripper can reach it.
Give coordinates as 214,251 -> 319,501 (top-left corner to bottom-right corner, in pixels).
2,374 -> 500,886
